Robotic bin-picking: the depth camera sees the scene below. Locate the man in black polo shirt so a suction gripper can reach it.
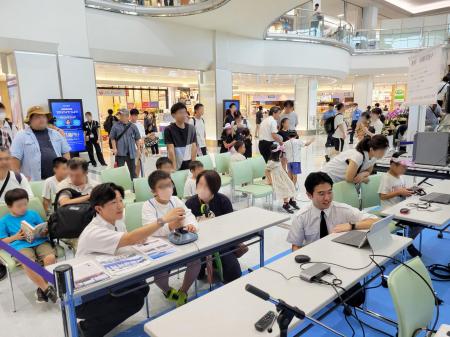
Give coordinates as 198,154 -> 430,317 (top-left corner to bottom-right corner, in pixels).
164,103 -> 197,171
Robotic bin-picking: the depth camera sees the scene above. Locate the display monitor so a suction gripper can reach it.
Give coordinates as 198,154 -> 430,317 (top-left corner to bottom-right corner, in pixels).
48,99 -> 85,152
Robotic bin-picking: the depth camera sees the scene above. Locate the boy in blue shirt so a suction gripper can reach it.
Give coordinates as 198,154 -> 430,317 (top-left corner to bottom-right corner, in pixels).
0,188 -> 57,303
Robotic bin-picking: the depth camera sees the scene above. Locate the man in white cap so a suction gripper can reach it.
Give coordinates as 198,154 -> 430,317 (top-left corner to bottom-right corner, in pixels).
10,106 -> 71,181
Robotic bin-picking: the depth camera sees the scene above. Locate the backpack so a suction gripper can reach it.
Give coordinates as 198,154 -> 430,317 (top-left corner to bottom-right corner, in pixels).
324,114 -> 340,134
48,188 -> 96,241
191,117 -> 205,126
103,116 -> 113,133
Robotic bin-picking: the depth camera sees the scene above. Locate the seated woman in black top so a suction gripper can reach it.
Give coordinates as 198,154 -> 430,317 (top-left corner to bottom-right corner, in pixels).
185,170 -> 243,284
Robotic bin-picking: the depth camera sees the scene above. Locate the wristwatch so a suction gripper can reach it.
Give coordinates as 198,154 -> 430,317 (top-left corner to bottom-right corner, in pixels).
157,218 -> 166,227
350,222 -> 356,230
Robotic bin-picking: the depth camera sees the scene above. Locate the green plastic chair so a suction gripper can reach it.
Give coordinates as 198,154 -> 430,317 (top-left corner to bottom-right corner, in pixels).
214,153 -> 232,187
197,155 -> 214,170
230,160 -> 273,205
0,250 -> 18,312
125,202 -> 144,232
332,181 -> 360,209
248,156 -> 267,185
388,257 -> 435,337
170,170 -> 189,199
101,166 -> 133,191
30,181 -> 44,202
133,177 -> 153,202
361,174 -> 382,209
101,166 -> 135,202
0,203 -> 9,218
28,197 -> 46,220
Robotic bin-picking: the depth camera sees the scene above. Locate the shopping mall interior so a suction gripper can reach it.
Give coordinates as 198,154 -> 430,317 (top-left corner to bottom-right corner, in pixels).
1,1 -> 450,337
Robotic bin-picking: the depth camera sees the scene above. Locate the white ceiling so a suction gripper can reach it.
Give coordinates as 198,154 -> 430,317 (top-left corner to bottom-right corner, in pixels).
378,0 -> 450,14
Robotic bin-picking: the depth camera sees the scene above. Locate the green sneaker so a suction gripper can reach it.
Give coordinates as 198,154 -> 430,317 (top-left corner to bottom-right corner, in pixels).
176,290 -> 188,307
164,288 -> 179,304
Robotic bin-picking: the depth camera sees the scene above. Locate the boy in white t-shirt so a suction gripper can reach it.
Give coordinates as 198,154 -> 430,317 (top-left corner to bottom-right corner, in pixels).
183,160 -> 204,199
284,131 -> 314,186
142,170 -> 200,306
42,157 -> 68,214
378,153 -> 422,257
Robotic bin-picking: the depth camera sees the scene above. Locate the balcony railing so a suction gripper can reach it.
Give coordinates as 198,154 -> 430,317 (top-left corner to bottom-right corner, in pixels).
266,10 -> 450,53
85,0 -> 230,16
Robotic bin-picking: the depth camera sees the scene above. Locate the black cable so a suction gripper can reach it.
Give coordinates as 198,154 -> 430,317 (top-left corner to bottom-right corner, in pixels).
299,259 -> 374,271
369,254 -> 440,335
427,263 -> 450,281
351,310 -> 394,337
352,307 -> 366,337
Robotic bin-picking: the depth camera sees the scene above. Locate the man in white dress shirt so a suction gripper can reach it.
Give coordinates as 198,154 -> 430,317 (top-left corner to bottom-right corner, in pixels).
287,172 -> 378,250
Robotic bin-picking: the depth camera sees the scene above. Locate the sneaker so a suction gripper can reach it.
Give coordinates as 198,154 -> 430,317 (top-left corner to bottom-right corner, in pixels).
45,285 -> 58,303
282,203 -> 294,214
407,244 -> 422,258
289,199 -> 300,210
36,288 -> 48,303
164,287 -> 179,304
176,290 -> 188,307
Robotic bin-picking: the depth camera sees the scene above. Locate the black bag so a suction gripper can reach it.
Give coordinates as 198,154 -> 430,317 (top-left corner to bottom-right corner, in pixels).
103,116 -> 113,133
324,115 -> 338,134
48,188 -> 96,241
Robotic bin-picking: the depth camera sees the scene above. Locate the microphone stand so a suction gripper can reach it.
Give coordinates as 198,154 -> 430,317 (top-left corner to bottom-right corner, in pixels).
246,284 -> 346,337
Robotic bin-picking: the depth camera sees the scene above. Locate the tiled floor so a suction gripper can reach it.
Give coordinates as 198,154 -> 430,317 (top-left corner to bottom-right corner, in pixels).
1,135 -> 448,337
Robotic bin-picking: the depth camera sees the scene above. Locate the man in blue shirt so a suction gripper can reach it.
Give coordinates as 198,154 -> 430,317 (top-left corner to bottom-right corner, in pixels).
349,103 -> 362,144
0,188 -> 57,303
11,106 -> 71,181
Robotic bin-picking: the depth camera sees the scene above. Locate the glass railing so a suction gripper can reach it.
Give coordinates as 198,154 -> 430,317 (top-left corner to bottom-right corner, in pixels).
85,0 -> 229,16
266,11 -> 450,52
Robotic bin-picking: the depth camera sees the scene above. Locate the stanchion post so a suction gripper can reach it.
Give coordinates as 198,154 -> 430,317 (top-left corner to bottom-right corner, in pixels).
54,264 -> 78,337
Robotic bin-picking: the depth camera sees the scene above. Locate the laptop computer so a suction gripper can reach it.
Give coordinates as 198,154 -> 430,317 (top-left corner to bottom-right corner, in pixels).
331,215 -> 394,251
419,192 -> 450,205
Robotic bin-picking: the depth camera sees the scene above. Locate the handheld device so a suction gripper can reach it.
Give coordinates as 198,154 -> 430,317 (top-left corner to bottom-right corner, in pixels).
254,311 -> 276,332
168,229 -> 198,245
294,255 -> 311,264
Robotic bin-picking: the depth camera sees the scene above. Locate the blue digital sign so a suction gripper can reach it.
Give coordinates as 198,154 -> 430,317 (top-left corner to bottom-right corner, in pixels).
48,99 -> 85,152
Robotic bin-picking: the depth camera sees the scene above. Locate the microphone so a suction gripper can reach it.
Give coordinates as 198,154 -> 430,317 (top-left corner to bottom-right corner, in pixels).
245,284 -> 270,301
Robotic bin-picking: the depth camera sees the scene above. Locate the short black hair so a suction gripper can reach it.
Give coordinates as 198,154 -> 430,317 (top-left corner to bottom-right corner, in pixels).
280,117 -> 289,128
196,170 -> 221,195
5,188 -> 29,207
53,157 -> 68,169
156,157 -> 173,169
335,102 -> 344,111
283,100 -> 294,108
305,172 -> 333,195
371,107 -> 383,116
107,109 -> 113,115
68,158 -> 89,172
353,103 -> 358,107
328,103 -> 335,108
130,108 -> 139,116
229,103 -> 236,109
171,102 -> 187,115
90,183 -> 124,211
361,111 -> 370,120
194,103 -> 204,111
269,106 -> 281,116
258,106 -> 263,111
148,170 -> 171,190
234,140 -> 245,152
189,160 -> 204,172
288,130 -> 298,138
374,103 -> 380,108
143,111 -> 149,115
85,111 -> 92,116
390,151 -> 402,165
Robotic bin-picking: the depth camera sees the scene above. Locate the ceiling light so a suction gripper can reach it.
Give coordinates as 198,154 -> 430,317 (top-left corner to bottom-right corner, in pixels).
337,14 -> 344,17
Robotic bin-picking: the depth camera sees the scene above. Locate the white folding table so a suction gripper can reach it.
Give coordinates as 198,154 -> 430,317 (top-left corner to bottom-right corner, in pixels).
144,234 -> 411,337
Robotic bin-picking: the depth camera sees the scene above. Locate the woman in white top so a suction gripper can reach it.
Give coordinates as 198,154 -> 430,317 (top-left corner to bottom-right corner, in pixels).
368,108 -> 384,136
258,106 -> 282,162
323,135 -> 389,183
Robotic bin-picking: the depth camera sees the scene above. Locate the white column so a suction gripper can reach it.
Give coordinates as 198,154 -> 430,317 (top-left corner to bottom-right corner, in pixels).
199,70 -> 217,141
214,68 -> 233,139
362,6 -> 378,30
295,78 -> 317,132
353,75 -> 374,108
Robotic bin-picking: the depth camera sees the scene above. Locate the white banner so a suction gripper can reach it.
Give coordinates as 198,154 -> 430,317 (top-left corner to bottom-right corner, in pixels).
407,45 -> 443,105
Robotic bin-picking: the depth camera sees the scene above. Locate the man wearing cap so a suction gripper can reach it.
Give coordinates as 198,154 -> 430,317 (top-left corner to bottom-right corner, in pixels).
10,106 -> 71,181
109,109 -> 141,179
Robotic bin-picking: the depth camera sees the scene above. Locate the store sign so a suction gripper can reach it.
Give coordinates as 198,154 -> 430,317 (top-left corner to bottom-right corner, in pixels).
407,45 -> 443,105
394,89 -> 405,101
97,89 -> 126,97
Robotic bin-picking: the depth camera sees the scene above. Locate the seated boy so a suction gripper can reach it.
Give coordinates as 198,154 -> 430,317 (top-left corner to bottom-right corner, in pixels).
142,170 -> 201,306
156,156 -> 178,196
42,157 -> 68,214
76,182 -> 185,337
0,188 -> 57,303
378,152 -> 421,257
230,141 -> 246,162
184,160 -> 204,199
